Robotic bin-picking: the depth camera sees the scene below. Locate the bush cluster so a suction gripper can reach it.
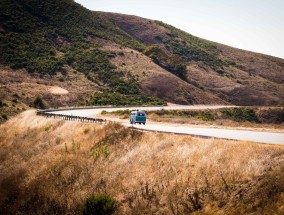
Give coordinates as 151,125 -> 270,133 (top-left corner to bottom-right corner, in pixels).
33,96 -> 46,109
152,108 -> 260,122
0,0 -> 144,75
155,109 -> 215,121
1,0 -> 164,106
144,45 -> 187,80
221,108 -> 259,122
155,21 -> 236,71
80,194 -> 116,215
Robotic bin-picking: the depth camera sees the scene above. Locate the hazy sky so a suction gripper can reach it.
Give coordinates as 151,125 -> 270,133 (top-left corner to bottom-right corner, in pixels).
75,0 -> 284,59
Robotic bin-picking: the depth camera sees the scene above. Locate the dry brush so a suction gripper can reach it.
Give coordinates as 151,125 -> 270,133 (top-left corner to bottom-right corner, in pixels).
0,110 -> 283,214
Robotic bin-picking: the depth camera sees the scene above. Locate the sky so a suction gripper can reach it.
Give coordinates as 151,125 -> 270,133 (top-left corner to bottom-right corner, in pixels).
75,0 -> 284,59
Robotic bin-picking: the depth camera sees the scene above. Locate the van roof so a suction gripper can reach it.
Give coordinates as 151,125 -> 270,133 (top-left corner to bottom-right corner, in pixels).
131,111 -> 146,113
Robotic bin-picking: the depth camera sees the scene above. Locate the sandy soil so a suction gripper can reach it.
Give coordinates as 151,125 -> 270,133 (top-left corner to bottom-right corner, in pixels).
49,86 -> 69,95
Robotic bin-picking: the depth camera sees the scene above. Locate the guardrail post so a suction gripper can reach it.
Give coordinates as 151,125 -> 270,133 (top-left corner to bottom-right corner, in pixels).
36,110 -> 106,124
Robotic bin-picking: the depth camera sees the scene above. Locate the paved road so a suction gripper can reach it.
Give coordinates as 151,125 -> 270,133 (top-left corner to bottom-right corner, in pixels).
47,105 -> 284,145
48,105 -> 234,117
129,123 -> 284,145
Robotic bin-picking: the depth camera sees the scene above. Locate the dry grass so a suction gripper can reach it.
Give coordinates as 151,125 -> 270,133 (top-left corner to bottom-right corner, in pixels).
215,42 -> 284,84
0,65 -> 98,122
103,108 -> 284,132
97,38 -> 224,105
0,110 -> 284,214
102,12 -> 284,106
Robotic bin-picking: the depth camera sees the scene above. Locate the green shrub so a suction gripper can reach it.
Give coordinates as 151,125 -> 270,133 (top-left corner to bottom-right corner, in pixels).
196,111 -> 215,121
33,96 -> 46,109
144,45 -> 188,80
113,109 -> 132,115
12,99 -> 18,103
153,110 -> 215,121
2,114 -> 8,120
12,93 -> 20,98
221,108 -> 259,122
0,0 -> 144,76
80,194 -> 116,215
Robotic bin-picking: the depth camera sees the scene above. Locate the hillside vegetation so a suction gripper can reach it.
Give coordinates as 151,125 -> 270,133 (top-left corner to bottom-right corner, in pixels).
105,107 -> 284,130
103,12 -> 284,106
0,111 -> 284,214
1,0 -> 284,121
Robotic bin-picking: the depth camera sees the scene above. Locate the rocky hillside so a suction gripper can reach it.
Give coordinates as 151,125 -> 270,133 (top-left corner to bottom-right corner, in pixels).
0,0 -> 283,121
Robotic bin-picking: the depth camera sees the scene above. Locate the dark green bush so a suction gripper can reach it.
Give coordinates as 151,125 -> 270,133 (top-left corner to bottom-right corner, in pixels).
196,111 -> 215,121
221,108 -> 259,122
2,114 -> 8,120
33,96 -> 46,109
0,0 -> 144,75
12,99 -> 18,103
144,45 -> 188,80
154,110 -> 216,121
111,109 -> 132,116
80,194 -> 116,215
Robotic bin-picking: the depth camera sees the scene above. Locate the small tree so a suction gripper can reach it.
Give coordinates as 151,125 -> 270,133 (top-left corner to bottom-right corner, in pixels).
80,194 -> 116,215
33,96 -> 46,109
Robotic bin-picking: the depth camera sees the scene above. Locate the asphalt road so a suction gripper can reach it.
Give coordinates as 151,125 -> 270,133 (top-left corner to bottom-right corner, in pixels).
48,105 -> 234,117
47,105 -> 284,145
129,123 -> 284,145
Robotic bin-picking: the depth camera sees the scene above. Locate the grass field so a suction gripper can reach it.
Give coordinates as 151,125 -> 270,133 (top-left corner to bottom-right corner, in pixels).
0,110 -> 283,214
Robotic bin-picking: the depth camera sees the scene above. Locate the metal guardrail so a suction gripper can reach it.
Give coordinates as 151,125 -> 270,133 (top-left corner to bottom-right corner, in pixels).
36,105 -> 166,113
36,111 -> 106,124
35,105 -> 166,123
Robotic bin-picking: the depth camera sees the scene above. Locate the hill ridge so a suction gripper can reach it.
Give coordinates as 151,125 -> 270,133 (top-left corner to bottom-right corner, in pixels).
0,0 -> 283,121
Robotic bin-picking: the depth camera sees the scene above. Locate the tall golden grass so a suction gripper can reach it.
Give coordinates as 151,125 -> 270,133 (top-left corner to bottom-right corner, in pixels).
0,110 -> 283,214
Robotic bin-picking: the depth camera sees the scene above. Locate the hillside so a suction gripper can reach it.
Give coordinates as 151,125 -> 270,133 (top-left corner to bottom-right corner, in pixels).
0,111 -> 284,214
103,12 -> 284,106
1,0 -> 284,121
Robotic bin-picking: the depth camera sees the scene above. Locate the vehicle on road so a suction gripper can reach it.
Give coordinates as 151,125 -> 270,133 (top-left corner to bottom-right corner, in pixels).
130,111 -> 146,125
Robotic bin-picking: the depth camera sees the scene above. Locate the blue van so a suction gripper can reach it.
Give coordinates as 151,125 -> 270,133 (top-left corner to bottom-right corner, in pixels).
130,111 -> 146,125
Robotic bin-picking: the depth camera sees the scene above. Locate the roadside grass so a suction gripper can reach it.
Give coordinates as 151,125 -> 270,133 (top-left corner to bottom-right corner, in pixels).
103,107 -> 284,130
0,110 -> 283,214
148,107 -> 281,123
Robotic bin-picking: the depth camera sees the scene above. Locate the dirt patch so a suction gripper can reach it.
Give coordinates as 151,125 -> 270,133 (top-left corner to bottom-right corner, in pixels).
49,86 -> 69,95
0,65 -> 97,122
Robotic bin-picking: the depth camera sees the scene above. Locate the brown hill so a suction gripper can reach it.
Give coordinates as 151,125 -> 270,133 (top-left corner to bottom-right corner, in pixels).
95,38 -> 224,104
1,0 -> 283,121
101,12 -> 284,106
